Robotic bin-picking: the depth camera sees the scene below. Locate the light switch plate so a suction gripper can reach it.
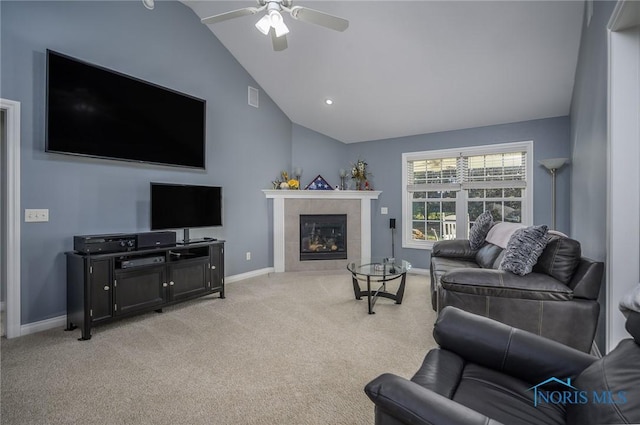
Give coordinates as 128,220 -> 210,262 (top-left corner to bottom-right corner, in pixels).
381,207 -> 388,215
25,209 -> 49,222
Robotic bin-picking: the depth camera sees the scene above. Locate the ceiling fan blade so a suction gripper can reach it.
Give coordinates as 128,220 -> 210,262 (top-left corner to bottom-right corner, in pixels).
270,28 -> 288,51
201,7 -> 260,25
289,6 -> 349,32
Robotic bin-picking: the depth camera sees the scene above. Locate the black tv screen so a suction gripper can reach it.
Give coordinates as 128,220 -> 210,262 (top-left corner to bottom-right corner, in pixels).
46,50 -> 206,169
151,183 -> 222,230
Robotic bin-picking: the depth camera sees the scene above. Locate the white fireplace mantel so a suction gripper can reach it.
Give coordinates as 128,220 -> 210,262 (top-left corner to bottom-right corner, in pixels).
263,190 -> 381,272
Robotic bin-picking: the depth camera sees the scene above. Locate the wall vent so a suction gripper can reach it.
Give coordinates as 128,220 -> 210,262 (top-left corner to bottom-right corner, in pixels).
248,86 -> 259,108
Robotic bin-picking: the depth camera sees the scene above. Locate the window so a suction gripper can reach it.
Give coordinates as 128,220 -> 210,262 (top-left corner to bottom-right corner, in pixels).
402,141 -> 533,249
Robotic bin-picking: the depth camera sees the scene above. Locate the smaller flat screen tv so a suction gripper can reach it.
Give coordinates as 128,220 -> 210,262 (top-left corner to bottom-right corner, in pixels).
46,50 -> 206,169
151,183 -> 222,236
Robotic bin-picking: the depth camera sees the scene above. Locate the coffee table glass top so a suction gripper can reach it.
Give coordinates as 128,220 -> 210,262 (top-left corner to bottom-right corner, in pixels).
347,258 -> 411,277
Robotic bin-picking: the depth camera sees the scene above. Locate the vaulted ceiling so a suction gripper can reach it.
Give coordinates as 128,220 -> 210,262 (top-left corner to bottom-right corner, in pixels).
183,1 -> 584,143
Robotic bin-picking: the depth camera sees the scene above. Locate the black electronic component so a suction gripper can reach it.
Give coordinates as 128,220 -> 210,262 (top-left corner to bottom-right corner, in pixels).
73,234 -> 137,254
136,231 -> 177,249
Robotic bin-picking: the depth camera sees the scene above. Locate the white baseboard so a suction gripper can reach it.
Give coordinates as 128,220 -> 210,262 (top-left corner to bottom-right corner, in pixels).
20,314 -> 67,337
225,267 -> 274,283
409,267 -> 429,276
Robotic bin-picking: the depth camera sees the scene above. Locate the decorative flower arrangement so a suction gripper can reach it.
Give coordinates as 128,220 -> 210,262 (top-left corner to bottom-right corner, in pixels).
272,170 -> 300,190
351,159 -> 371,190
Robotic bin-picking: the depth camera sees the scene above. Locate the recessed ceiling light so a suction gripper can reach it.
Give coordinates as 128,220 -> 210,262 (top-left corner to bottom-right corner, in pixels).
325,99 -> 334,105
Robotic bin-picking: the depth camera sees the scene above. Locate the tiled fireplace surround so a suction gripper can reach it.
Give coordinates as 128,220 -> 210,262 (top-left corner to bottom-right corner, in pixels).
263,190 -> 381,272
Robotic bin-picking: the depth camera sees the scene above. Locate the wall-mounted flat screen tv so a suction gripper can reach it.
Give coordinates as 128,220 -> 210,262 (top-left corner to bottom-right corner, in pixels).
46,50 -> 206,169
151,183 -> 222,232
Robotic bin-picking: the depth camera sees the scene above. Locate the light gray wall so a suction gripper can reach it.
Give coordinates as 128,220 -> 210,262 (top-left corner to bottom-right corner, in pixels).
1,1 -> 292,324
569,0 -> 616,352
343,117 -> 572,269
291,124 -> 347,189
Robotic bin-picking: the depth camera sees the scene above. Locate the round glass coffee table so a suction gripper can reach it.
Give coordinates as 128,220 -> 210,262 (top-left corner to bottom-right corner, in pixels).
347,258 -> 411,314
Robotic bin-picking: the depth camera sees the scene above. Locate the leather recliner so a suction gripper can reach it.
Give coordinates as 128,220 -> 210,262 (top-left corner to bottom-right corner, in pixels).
365,306 -> 640,425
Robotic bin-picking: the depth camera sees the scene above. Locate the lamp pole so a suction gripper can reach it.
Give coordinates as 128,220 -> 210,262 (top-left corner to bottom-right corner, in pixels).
549,167 -> 558,230
538,158 -> 569,230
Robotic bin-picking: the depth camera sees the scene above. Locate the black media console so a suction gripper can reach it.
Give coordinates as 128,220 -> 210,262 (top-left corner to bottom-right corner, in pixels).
65,239 -> 225,340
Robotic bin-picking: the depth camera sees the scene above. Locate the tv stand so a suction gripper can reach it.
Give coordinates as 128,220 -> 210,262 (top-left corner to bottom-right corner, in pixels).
65,239 -> 225,341
178,237 -> 216,245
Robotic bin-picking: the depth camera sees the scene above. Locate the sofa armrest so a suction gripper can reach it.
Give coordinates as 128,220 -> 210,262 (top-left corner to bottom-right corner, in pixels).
431,240 -> 477,260
569,257 -> 604,300
433,307 -> 596,383
365,373 -> 504,425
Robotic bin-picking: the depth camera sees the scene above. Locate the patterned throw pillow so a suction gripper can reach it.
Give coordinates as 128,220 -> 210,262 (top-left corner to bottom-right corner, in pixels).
499,225 -> 549,276
468,210 -> 494,250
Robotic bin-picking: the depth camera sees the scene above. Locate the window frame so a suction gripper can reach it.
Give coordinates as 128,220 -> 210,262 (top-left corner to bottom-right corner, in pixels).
401,141 -> 534,250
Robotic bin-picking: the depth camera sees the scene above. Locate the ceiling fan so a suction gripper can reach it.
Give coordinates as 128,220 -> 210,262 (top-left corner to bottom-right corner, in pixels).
199,0 -> 349,51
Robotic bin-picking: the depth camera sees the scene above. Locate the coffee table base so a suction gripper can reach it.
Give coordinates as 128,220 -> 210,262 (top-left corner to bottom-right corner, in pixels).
351,273 -> 407,314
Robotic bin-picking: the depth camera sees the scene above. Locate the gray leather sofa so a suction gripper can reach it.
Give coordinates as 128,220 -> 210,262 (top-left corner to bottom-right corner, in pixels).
365,306 -> 640,425
430,231 -> 604,352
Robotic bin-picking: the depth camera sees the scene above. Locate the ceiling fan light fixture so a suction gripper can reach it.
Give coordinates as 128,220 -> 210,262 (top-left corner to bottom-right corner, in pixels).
268,10 -> 289,37
274,20 -> 290,37
268,10 -> 283,26
203,0 -> 349,51
255,14 -> 271,35
142,0 -> 154,10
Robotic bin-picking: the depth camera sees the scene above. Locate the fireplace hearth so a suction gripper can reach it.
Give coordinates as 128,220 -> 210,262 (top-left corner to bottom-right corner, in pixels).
300,214 -> 347,261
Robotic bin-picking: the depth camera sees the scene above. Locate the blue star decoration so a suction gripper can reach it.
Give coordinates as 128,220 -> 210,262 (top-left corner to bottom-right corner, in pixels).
305,175 -> 334,190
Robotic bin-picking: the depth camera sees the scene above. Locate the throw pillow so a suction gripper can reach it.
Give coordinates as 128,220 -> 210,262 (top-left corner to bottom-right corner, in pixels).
485,222 -> 526,248
469,210 -> 494,250
499,225 -> 549,276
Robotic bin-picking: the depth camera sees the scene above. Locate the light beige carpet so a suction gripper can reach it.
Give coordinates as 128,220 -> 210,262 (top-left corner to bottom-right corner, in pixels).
1,271 -> 437,425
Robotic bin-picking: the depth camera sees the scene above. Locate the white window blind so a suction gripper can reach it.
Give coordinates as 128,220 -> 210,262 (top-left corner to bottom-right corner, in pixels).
406,151 -> 527,191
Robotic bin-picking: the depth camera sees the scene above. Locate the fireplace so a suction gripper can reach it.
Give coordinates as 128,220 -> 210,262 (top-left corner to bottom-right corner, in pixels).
300,214 -> 347,261
264,189 -> 380,272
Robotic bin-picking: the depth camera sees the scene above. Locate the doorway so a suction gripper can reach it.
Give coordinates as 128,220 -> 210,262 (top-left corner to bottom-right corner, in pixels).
0,98 -> 21,339
606,1 -> 640,351
1,109 -> 5,336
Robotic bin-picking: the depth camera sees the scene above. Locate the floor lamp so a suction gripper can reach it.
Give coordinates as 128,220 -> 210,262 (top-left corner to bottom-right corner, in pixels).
538,158 -> 569,230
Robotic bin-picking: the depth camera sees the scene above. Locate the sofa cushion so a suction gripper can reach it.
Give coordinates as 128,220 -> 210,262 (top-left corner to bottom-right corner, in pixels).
441,268 -> 573,301
475,243 -> 503,269
499,225 -> 549,276
533,236 -> 581,284
469,210 -> 493,249
492,250 -> 505,269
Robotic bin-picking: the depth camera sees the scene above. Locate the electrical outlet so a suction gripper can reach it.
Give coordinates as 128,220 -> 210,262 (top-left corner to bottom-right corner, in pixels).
246,252 -> 251,261
381,207 -> 388,215
25,209 -> 49,223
